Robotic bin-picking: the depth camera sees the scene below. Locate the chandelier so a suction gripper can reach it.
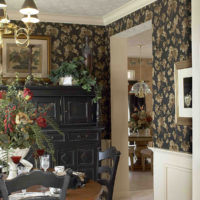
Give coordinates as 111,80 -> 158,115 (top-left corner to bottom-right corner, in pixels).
130,44 -> 151,98
0,0 -> 40,48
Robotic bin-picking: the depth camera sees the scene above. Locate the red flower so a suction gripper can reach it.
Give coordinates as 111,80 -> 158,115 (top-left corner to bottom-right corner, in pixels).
23,88 -> 33,101
146,115 -> 152,123
36,116 -> 47,128
0,91 -> 6,99
132,114 -> 139,121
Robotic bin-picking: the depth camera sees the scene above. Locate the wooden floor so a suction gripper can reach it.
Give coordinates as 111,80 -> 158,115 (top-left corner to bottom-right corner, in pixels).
119,171 -> 153,200
129,171 -> 153,200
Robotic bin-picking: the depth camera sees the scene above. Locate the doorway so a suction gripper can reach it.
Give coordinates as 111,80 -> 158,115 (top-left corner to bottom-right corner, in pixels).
110,21 -> 153,200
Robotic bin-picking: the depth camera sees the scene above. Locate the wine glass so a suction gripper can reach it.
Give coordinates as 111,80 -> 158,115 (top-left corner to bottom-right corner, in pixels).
11,156 -> 21,179
40,155 -> 50,172
40,155 -> 50,195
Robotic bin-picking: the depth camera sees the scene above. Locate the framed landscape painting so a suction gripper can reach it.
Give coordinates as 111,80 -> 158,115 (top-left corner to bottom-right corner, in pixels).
0,36 -> 51,80
174,59 -> 192,126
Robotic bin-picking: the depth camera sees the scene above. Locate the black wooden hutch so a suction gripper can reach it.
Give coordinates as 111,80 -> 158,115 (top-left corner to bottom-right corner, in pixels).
1,85 -> 103,180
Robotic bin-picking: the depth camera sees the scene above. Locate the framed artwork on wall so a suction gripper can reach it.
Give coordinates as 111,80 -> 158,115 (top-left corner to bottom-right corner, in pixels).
0,36 -> 51,80
174,59 -> 192,126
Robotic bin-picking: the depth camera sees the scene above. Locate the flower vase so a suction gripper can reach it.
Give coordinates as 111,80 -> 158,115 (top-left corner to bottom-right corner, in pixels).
59,76 -> 73,86
138,129 -> 150,136
138,129 -> 146,135
0,148 -> 33,179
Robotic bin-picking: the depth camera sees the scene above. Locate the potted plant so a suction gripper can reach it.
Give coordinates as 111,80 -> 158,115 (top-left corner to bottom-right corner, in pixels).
50,56 -> 102,103
0,79 -> 63,179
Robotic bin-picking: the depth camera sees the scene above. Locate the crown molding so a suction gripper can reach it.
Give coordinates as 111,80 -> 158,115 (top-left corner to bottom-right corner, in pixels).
8,0 -> 157,26
103,0 -> 157,25
7,10 -> 104,26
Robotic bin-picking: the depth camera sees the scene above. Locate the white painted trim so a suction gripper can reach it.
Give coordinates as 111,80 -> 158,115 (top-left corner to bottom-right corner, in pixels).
8,0 -> 157,25
150,147 -> 192,160
192,0 -> 200,199
7,10 -> 104,26
152,148 -> 192,200
103,0 -> 157,25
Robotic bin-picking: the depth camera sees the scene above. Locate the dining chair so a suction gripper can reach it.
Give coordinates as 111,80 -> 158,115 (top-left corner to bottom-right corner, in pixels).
97,146 -> 121,200
141,148 -> 153,174
0,170 -> 71,200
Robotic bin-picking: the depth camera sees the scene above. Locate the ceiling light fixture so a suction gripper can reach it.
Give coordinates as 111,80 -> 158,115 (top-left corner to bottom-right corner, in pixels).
0,0 -> 40,48
130,44 -> 151,98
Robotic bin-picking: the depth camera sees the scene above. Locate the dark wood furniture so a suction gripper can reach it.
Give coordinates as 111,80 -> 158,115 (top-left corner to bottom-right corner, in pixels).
31,86 -> 103,180
97,147 -> 120,200
128,134 -> 152,170
0,170 -> 71,200
0,85 -> 103,180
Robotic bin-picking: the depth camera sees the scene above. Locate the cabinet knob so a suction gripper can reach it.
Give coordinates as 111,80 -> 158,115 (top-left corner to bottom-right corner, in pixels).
64,110 -> 68,113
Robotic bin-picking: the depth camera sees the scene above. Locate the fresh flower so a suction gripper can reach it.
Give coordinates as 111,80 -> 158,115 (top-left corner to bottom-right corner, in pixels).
36,116 -> 47,128
15,112 -> 32,125
0,91 -> 6,99
23,88 -> 33,101
0,80 -> 63,156
128,108 -> 152,132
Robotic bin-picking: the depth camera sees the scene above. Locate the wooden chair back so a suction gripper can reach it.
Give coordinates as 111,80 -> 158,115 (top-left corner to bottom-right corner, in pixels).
97,146 -> 120,200
0,170 -> 71,200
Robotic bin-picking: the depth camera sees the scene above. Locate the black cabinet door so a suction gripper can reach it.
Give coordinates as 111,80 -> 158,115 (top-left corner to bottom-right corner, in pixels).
63,97 -> 96,125
77,145 -> 98,180
32,96 -> 61,125
57,148 -> 76,169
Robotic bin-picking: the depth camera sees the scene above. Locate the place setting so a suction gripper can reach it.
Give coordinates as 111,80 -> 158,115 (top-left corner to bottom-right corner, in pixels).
8,153 -> 87,200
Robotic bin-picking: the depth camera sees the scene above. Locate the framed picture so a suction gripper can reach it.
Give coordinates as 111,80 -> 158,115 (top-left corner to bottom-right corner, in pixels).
0,36 -> 51,80
174,60 -> 192,126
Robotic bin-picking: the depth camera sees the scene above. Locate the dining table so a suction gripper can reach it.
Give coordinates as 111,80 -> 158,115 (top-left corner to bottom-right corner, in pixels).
1,180 -> 102,200
129,133 -> 153,170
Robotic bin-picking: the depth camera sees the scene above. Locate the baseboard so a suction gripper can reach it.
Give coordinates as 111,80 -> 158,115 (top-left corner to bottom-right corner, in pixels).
151,148 -> 192,200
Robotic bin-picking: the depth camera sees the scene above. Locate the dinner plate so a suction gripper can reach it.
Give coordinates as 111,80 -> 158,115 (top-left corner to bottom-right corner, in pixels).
9,191 -> 59,200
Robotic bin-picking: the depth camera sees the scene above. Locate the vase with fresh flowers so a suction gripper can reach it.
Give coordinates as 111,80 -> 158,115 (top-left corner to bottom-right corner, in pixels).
128,107 -> 152,134
0,80 -> 62,179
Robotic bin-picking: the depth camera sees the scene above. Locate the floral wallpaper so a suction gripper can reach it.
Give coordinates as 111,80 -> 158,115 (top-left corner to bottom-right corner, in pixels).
105,0 -> 192,153
13,0 -> 192,153
13,20 -> 110,138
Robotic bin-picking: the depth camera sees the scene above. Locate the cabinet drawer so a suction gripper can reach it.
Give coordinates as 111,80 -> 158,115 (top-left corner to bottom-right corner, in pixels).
46,131 -> 65,142
68,132 -> 99,142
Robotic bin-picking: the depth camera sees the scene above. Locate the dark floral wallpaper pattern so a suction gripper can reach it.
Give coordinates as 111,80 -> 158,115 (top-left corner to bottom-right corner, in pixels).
105,0 -> 192,153
13,20 -> 110,137
13,0 -> 192,152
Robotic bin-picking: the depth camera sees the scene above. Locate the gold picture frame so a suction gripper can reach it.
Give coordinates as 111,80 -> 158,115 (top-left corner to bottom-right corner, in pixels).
0,35 -> 51,81
174,59 -> 192,126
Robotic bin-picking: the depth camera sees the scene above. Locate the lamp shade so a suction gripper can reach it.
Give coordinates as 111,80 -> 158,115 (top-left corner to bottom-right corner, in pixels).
130,81 -> 151,98
0,0 -> 7,8
20,0 -> 39,15
22,14 -> 39,23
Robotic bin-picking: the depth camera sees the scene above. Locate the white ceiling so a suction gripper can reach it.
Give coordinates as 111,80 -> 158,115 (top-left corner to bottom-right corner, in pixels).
114,21 -> 152,58
6,0 -> 157,25
127,29 -> 152,58
7,0 -> 130,17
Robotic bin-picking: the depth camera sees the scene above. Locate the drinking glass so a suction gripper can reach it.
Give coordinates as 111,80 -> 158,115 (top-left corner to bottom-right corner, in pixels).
40,155 -> 50,172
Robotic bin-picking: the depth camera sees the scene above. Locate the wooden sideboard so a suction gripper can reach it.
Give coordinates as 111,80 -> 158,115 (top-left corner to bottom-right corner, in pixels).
0,85 -> 103,180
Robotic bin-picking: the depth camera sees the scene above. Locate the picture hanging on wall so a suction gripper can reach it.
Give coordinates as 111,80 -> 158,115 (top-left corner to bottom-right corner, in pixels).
174,59 -> 192,126
0,36 -> 51,81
